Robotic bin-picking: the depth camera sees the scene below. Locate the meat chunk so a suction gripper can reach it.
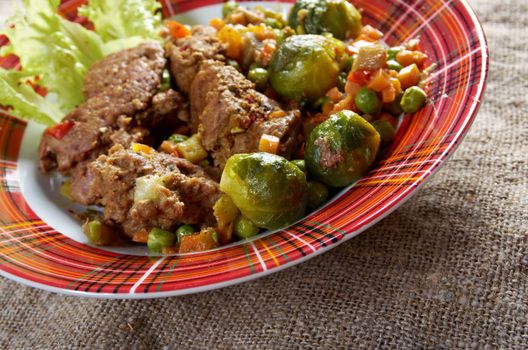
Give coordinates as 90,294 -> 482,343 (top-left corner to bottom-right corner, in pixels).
135,89 -> 190,129
71,145 -> 221,238
189,60 -> 301,168
166,26 -> 226,94
39,41 -> 167,174
83,41 -> 166,100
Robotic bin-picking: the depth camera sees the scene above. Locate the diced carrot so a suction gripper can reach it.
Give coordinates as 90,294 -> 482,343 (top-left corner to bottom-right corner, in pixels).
132,229 -> 149,243
166,20 -> 191,39
259,134 -> 280,154
131,143 -> 154,154
412,51 -> 427,66
331,94 -> 354,113
217,25 -> 243,60
179,229 -> 218,253
322,101 -> 334,115
389,70 -> 398,78
398,63 -> 421,89
345,81 -> 362,97
359,25 -> 383,41
367,69 -> 391,92
268,110 -> 286,119
326,87 -> 343,102
229,12 -> 247,25
209,18 -> 225,31
381,85 -> 396,103
396,50 -> 415,67
405,38 -> 420,51
379,113 -> 398,128
162,246 -> 179,255
159,140 -> 179,156
390,77 -> 402,94
397,50 -> 428,67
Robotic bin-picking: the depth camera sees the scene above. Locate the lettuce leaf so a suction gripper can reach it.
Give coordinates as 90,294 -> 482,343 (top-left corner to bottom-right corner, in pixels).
78,0 -> 162,42
1,0 -> 105,114
0,0 -> 162,125
0,68 -> 62,126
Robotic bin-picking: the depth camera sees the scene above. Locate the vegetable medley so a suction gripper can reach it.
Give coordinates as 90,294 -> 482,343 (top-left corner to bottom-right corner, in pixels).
0,0 -> 430,254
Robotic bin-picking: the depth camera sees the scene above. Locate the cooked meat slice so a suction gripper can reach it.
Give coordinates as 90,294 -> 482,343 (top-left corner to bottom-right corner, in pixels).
71,145 -> 221,238
189,60 -> 301,168
166,26 -> 226,94
83,41 -> 166,100
135,89 -> 190,129
39,41 -> 167,174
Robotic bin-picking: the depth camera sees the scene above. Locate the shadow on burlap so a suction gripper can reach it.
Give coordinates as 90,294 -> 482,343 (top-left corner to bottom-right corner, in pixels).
1,0 -> 527,348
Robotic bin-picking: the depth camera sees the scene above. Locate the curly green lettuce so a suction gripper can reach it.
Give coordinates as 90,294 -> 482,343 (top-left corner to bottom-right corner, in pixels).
78,0 -> 162,42
0,0 -> 162,125
0,69 -> 62,125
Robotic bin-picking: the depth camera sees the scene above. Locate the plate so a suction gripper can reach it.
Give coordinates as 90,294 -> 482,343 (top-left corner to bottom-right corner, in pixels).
0,0 -> 488,298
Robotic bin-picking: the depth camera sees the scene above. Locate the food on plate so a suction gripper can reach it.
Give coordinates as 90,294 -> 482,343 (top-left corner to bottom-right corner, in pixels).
305,110 -> 380,187
220,153 -> 308,230
0,0 -> 430,254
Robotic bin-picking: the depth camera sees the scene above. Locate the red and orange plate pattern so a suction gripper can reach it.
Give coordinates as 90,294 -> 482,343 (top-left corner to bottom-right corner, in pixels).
0,0 -> 488,298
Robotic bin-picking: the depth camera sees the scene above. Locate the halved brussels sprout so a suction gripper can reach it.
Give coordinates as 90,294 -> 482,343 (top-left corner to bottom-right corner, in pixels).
305,110 -> 380,187
269,34 -> 345,102
220,153 -> 308,230
288,0 -> 362,40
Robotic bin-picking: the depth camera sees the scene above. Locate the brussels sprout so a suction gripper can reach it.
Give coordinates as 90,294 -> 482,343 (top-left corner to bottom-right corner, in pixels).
307,181 -> 329,209
305,110 -> 381,187
269,35 -> 345,102
289,0 -> 362,40
234,216 -> 260,239
220,153 -> 308,230
291,159 -> 307,173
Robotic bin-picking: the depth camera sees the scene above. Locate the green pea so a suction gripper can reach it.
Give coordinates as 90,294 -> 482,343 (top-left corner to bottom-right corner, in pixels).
387,47 -> 401,60
234,216 -> 259,239
222,0 -> 238,18
83,220 -> 119,246
291,159 -> 306,173
307,181 -> 329,209
337,72 -> 347,92
148,228 -> 176,253
400,86 -> 427,113
372,120 -> 396,147
247,66 -> 269,90
168,134 -> 188,143
387,59 -> 403,72
355,87 -> 382,115
264,18 -> 281,29
176,224 -> 195,242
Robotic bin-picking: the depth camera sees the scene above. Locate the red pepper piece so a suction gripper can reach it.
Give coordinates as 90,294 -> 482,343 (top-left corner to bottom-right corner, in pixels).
46,120 -> 74,140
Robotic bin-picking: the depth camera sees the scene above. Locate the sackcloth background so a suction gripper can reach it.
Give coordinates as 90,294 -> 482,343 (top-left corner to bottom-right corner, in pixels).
1,0 -> 527,348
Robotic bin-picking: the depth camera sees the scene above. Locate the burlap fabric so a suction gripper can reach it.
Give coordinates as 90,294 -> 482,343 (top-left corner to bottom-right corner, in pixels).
1,0 -> 527,348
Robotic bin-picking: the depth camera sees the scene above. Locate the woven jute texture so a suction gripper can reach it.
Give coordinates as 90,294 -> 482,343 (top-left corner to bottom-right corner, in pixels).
1,0 -> 527,349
